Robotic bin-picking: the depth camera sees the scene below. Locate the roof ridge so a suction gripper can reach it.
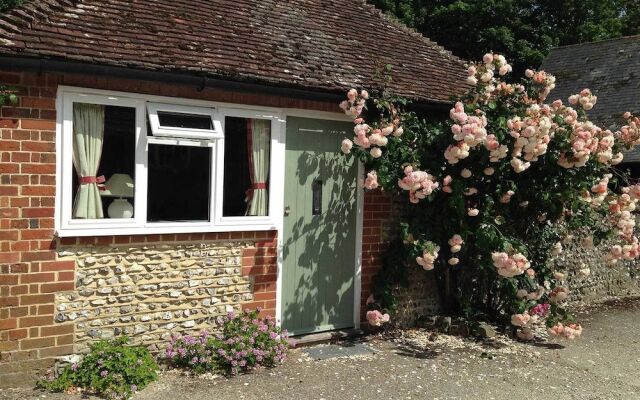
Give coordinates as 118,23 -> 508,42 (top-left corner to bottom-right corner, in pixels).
357,0 -> 469,69
549,34 -> 640,51
0,0 -> 78,36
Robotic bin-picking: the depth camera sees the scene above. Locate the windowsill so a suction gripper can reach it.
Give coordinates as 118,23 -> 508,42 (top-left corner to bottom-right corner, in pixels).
56,221 -> 278,238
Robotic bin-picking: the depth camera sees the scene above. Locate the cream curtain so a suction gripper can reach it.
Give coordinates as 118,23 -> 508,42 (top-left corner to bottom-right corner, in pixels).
72,103 -> 105,219
246,119 -> 270,216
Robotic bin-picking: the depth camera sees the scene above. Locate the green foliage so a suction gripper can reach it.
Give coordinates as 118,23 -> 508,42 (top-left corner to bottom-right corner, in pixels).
37,337 -> 158,400
0,0 -> 22,13
368,0 -> 640,71
166,309 -> 290,376
0,85 -> 18,106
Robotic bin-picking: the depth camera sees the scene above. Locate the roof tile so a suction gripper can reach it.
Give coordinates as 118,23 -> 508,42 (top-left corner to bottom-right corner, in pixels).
0,0 -> 468,103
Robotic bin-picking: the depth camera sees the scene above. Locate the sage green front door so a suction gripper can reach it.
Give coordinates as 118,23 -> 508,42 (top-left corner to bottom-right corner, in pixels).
282,117 -> 358,335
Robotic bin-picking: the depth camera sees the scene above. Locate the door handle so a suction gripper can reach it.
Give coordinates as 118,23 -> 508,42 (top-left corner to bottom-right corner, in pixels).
284,205 -> 291,216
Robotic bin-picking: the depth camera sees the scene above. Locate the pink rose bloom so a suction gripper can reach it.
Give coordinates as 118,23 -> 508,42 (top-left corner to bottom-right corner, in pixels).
341,139 -> 353,154
531,303 -> 550,317
510,313 -> 531,327
364,171 -> 379,190
360,90 -> 369,100
448,234 -> 464,247
482,53 -> 494,64
467,208 -> 479,216
525,69 -> 534,78
467,66 -> 477,76
393,126 -> 404,137
370,147 -> 382,158
347,88 -> 357,102
623,111 -> 632,119
366,310 -> 390,327
498,64 -> 511,76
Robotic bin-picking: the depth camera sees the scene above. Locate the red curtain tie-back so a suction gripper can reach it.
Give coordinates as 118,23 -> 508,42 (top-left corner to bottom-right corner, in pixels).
79,175 -> 106,190
252,182 -> 267,190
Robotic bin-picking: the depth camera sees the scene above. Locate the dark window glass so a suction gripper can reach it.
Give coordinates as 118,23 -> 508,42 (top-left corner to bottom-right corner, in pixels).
157,111 -> 213,130
223,117 -> 251,216
147,144 -> 211,222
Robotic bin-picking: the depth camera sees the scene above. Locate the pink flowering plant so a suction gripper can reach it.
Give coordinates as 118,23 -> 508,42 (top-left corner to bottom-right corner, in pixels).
37,336 -> 158,400
340,53 -> 640,340
166,309 -> 290,375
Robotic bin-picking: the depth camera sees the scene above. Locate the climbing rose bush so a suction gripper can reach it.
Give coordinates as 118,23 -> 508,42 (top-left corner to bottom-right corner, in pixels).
339,53 -> 640,338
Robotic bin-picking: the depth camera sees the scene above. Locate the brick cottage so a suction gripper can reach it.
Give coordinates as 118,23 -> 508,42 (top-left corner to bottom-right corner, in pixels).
0,0 -> 467,385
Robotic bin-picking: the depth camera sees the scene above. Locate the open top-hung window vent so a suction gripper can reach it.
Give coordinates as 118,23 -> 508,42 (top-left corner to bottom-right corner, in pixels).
147,103 -> 223,140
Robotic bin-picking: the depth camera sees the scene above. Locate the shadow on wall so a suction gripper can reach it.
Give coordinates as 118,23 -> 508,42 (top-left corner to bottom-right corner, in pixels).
281,141 -> 358,334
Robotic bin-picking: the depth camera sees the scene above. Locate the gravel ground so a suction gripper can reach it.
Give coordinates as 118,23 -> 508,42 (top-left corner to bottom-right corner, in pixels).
2,298 -> 639,400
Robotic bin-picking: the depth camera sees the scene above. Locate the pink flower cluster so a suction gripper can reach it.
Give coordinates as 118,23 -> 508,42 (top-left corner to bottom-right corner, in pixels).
450,101 -> 488,147
507,104 -> 553,172
339,88 -> 404,161
466,52 -> 512,87
398,166 -> 439,203
484,134 -> 507,163
549,286 -> 569,304
531,303 -> 550,317
366,310 -> 390,327
416,245 -> 439,271
548,322 -> 583,340
619,112 -> 640,148
511,311 -> 540,341
448,234 -> 464,253
568,88 -> 597,111
524,69 -> 556,101
364,171 -> 379,190
445,102 -> 487,164
491,252 -> 530,278
558,121 -> 602,168
339,88 -> 368,118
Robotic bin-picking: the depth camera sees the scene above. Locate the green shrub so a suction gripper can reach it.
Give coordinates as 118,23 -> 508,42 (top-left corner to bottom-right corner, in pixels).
37,336 -> 158,400
166,308 -> 290,375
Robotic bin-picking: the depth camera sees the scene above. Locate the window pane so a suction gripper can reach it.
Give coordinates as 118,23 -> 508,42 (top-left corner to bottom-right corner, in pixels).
157,111 -> 213,130
223,117 -> 270,216
147,144 -> 211,222
71,104 -> 136,219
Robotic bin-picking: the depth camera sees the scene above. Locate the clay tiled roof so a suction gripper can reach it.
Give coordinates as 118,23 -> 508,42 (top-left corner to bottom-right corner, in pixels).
541,35 -> 640,161
0,0 -> 469,104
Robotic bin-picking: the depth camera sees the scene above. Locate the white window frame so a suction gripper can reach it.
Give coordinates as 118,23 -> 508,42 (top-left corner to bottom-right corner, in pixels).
147,102 -> 223,140
55,86 -> 284,237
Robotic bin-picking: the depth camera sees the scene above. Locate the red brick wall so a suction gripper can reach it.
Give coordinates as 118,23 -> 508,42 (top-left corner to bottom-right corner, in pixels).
0,69 -> 390,385
360,189 -> 394,324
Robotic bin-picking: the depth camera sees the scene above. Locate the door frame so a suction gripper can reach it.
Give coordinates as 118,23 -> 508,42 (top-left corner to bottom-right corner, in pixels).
276,110 -> 364,333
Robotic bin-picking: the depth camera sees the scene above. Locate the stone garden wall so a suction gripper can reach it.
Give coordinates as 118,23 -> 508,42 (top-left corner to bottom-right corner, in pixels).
54,241 -> 256,354
552,238 -> 640,304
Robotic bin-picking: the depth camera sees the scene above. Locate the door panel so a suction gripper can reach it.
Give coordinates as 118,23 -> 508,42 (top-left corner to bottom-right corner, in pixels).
282,117 -> 358,335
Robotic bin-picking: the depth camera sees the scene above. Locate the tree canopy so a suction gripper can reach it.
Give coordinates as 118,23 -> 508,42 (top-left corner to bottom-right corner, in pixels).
368,0 -> 640,72
0,0 -> 21,13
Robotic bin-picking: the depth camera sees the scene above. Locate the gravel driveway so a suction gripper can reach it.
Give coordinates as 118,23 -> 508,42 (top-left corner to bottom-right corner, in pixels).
2,298 -> 639,400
